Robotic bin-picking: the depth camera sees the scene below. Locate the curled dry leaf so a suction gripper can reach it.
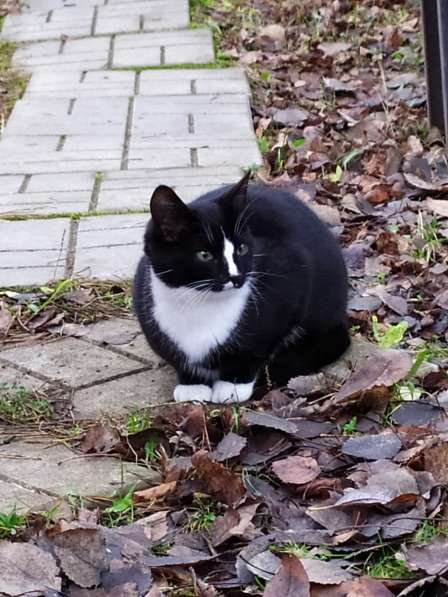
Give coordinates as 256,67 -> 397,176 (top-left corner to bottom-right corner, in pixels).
211,503 -> 259,546
192,449 -> 246,507
317,41 -> 351,57
426,197 -> 448,218
301,558 -> 352,585
333,350 -> 413,404
80,424 -> 121,454
134,481 -> 177,503
272,455 -> 321,485
263,554 -> 310,597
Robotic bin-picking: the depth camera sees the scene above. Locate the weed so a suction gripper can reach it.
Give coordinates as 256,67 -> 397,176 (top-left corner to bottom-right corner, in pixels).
371,315 -> 408,349
415,520 -> 448,545
0,40 -> 29,123
186,496 -> 220,533
0,383 -> 52,423
27,278 -> 75,315
258,136 -> 270,154
151,541 -> 172,556
66,493 -> 84,516
364,546 -> 415,580
328,164 -> 343,183
394,380 -> 422,402
413,213 -> 445,263
144,438 -> 161,462
340,148 -> 363,169
103,487 -> 135,527
0,509 -> 27,538
125,409 -> 153,434
342,416 -> 358,436
273,542 -> 312,558
231,403 -> 241,433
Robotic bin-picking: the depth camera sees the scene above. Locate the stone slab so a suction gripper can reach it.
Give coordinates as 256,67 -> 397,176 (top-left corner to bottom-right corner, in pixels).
2,8 -> 93,42
0,337 -> 146,388
0,191 -> 91,216
13,36 -> 110,73
97,165 -> 242,210
73,367 -> 175,418
0,175 -> 26,194
0,218 -> 70,287
26,70 -> 136,98
74,214 -> 147,280
0,478 -> 54,514
0,363 -> 51,393
0,440 -> 156,497
113,29 -> 214,67
96,1 -> 189,36
139,67 -> 250,96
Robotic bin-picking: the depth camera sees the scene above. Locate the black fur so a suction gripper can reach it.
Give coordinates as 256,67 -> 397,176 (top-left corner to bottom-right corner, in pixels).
133,175 -> 350,392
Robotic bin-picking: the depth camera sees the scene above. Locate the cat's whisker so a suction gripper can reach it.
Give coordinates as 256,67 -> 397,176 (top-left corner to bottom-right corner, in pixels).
153,268 -> 174,276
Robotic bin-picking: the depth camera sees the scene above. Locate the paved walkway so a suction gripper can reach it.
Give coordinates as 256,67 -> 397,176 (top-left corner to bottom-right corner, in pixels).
0,0 -> 261,286
0,0 -> 260,512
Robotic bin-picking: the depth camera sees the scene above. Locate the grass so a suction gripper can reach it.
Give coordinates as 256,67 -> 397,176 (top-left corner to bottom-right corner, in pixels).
102,487 -> 135,527
371,316 -> 408,349
413,214 -> 446,263
364,546 -> 415,580
0,207 -> 150,221
186,496 -> 220,533
0,39 -> 28,125
125,409 -> 153,435
0,509 -> 27,538
342,416 -> 358,436
415,520 -> 448,545
0,383 -> 52,423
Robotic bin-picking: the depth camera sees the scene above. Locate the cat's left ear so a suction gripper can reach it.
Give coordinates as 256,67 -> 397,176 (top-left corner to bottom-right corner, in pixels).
220,171 -> 251,213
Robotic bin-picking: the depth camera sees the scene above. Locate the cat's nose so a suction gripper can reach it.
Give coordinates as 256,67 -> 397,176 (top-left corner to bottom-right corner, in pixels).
230,275 -> 244,288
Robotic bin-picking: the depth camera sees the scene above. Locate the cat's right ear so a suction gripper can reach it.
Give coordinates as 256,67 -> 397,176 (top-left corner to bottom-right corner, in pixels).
150,185 -> 196,243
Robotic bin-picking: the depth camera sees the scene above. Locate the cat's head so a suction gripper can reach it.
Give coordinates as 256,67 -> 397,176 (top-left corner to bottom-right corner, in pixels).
145,173 -> 254,292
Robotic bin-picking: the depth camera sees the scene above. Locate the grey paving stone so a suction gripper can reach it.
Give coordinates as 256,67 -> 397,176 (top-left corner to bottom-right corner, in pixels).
0,191 -> 91,216
113,29 -> 214,68
0,337 -> 145,388
0,218 -> 69,287
2,8 -> 93,42
139,67 -> 250,96
0,363 -> 51,393
96,165 -> 242,210
73,367 -> 176,418
0,479 -> 54,514
22,0 -> 99,10
197,144 -> 262,167
74,214 -> 147,280
0,440 -> 156,497
0,175 -> 25,194
26,70 -> 136,98
96,1 -> 189,36
27,171 -> 96,193
13,36 -> 109,72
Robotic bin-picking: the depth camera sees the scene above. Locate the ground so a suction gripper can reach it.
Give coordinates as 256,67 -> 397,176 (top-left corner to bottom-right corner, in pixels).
1,0 -> 448,596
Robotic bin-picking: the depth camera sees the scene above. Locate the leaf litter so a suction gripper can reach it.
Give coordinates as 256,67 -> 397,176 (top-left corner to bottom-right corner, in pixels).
2,0 -> 448,595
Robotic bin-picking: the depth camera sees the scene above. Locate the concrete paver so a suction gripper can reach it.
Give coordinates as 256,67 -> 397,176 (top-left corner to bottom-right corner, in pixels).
0,218 -> 70,286
0,337 -> 147,388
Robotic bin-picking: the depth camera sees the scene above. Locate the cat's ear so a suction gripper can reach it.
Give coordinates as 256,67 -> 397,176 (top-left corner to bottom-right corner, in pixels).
220,171 -> 251,213
150,185 -> 196,243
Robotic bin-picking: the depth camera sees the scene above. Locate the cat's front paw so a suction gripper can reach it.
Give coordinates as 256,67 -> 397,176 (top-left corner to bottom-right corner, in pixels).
211,381 -> 254,404
174,384 -> 212,403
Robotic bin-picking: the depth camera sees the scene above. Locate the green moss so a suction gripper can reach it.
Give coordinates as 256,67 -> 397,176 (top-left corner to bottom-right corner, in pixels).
0,40 -> 29,121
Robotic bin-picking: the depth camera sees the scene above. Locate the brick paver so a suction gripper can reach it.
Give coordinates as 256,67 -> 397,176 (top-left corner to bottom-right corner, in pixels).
0,0 -> 261,510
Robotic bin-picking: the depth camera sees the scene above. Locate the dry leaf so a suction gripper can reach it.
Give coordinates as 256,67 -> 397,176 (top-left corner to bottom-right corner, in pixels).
213,432 -> 247,462
192,449 -> 246,507
272,455 -> 321,485
134,482 -> 177,503
264,555 -> 310,597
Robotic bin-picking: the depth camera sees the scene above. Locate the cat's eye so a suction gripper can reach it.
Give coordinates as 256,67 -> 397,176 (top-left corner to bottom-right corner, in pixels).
237,243 -> 249,256
196,250 -> 213,262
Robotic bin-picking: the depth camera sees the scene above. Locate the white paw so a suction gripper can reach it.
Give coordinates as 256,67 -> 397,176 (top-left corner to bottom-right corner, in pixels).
211,381 -> 254,404
173,384 -> 212,403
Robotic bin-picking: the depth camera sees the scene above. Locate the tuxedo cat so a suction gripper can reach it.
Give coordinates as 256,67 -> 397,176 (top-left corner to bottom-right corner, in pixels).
133,173 -> 349,404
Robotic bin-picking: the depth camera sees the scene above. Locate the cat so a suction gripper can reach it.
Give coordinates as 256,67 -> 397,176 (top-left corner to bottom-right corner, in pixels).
133,172 -> 350,404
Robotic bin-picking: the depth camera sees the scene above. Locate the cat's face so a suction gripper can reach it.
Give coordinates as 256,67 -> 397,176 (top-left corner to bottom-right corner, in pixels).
145,174 -> 254,292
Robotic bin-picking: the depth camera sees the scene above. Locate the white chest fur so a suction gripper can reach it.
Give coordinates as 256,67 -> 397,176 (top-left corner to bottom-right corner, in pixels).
150,268 -> 250,363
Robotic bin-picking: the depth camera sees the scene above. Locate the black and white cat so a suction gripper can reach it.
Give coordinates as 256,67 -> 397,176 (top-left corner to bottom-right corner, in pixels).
133,173 -> 349,404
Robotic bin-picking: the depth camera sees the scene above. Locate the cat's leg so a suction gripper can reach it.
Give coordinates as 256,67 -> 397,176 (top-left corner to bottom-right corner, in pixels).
173,369 -> 213,403
268,322 -> 350,387
211,355 -> 261,404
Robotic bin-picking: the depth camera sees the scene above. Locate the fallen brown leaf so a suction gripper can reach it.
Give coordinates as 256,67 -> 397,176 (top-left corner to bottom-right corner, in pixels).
272,455 -> 321,485
192,449 -> 246,507
134,481 -> 177,503
263,555 -> 310,597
